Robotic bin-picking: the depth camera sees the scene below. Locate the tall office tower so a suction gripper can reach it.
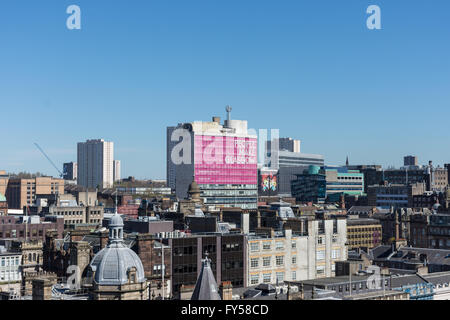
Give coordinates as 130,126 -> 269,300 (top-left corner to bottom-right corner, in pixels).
113,160 -> 121,182
63,162 -> 77,180
167,108 -> 258,209
77,139 -> 114,189
266,137 -> 301,153
404,155 -> 418,167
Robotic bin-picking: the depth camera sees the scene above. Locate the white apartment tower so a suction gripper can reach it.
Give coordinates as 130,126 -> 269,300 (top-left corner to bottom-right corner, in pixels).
77,139 -> 114,189
113,160 -> 121,182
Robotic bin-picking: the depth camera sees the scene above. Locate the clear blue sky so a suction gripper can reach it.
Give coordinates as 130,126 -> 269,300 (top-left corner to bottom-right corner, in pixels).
0,0 -> 449,179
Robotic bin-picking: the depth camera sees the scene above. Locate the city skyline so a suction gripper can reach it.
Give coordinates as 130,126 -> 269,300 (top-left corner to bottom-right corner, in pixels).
1,1 -> 450,179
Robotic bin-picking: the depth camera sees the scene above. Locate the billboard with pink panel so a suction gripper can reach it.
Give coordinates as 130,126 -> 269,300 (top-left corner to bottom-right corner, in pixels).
194,135 -> 257,185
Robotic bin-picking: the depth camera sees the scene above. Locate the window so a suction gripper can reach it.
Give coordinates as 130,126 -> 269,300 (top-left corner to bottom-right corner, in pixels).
317,237 -> 323,245
316,266 -> 325,275
1,258 -> 4,266
275,256 -> 284,266
291,271 -> 296,281
262,243 -> 271,250
250,242 -> 260,252
316,250 -> 325,261
292,255 -> 297,265
250,274 -> 259,285
276,272 -> 285,283
263,257 -> 271,267
263,273 -> 271,283
291,241 -> 296,249
250,258 -> 259,268
332,249 -> 340,259
275,241 -> 284,251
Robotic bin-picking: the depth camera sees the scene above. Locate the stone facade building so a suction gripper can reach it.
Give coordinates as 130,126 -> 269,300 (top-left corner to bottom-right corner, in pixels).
246,218 -> 347,287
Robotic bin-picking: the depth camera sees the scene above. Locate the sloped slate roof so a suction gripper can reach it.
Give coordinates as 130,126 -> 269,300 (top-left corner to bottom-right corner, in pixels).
191,258 -> 221,300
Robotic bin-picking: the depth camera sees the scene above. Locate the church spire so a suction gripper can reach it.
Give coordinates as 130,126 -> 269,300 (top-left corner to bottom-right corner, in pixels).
191,252 -> 221,300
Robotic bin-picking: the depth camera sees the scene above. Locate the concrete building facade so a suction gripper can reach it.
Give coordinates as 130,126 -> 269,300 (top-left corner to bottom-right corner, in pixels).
167,112 -> 258,209
77,139 -> 114,189
246,219 -> 347,286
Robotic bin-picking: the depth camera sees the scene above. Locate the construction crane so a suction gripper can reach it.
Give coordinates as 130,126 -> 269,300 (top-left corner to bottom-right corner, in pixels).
34,142 -> 64,178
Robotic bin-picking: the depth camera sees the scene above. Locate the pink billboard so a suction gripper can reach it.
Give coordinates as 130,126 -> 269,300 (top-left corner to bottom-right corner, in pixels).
194,135 -> 257,185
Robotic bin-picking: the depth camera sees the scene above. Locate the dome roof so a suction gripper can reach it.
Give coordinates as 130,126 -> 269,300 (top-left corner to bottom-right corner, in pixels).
188,180 -> 201,194
89,242 -> 146,285
89,212 -> 146,286
109,213 -> 124,227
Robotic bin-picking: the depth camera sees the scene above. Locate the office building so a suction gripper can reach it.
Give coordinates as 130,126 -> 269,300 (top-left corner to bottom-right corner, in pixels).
0,215 -> 64,241
63,162 -> 77,181
346,218 -> 382,251
291,166 -> 326,202
167,109 -> 258,209
263,137 -> 324,197
169,233 -> 245,298
291,166 -> 364,203
265,149 -> 324,170
266,137 -> 301,153
367,182 -> 426,208
324,166 -> 364,201
246,219 -> 347,286
5,177 -> 64,209
77,139 -> 114,189
46,204 -> 104,228
404,155 -> 418,167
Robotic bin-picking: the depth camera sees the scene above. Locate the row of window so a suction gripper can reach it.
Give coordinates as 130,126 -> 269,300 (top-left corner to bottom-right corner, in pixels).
0,270 -> 20,281
348,234 -> 378,239
430,239 -> 450,248
349,227 -> 381,232
57,211 -> 83,216
250,271 -> 287,285
1,256 -> 20,267
0,230 -> 43,238
250,241 -> 298,252
348,240 -> 377,246
250,255 -> 294,268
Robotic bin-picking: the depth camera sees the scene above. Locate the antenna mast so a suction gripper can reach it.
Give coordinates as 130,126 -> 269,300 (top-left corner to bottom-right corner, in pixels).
225,105 -> 232,122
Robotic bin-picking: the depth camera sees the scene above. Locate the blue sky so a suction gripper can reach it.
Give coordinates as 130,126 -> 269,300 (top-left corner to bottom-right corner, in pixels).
0,0 -> 449,179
